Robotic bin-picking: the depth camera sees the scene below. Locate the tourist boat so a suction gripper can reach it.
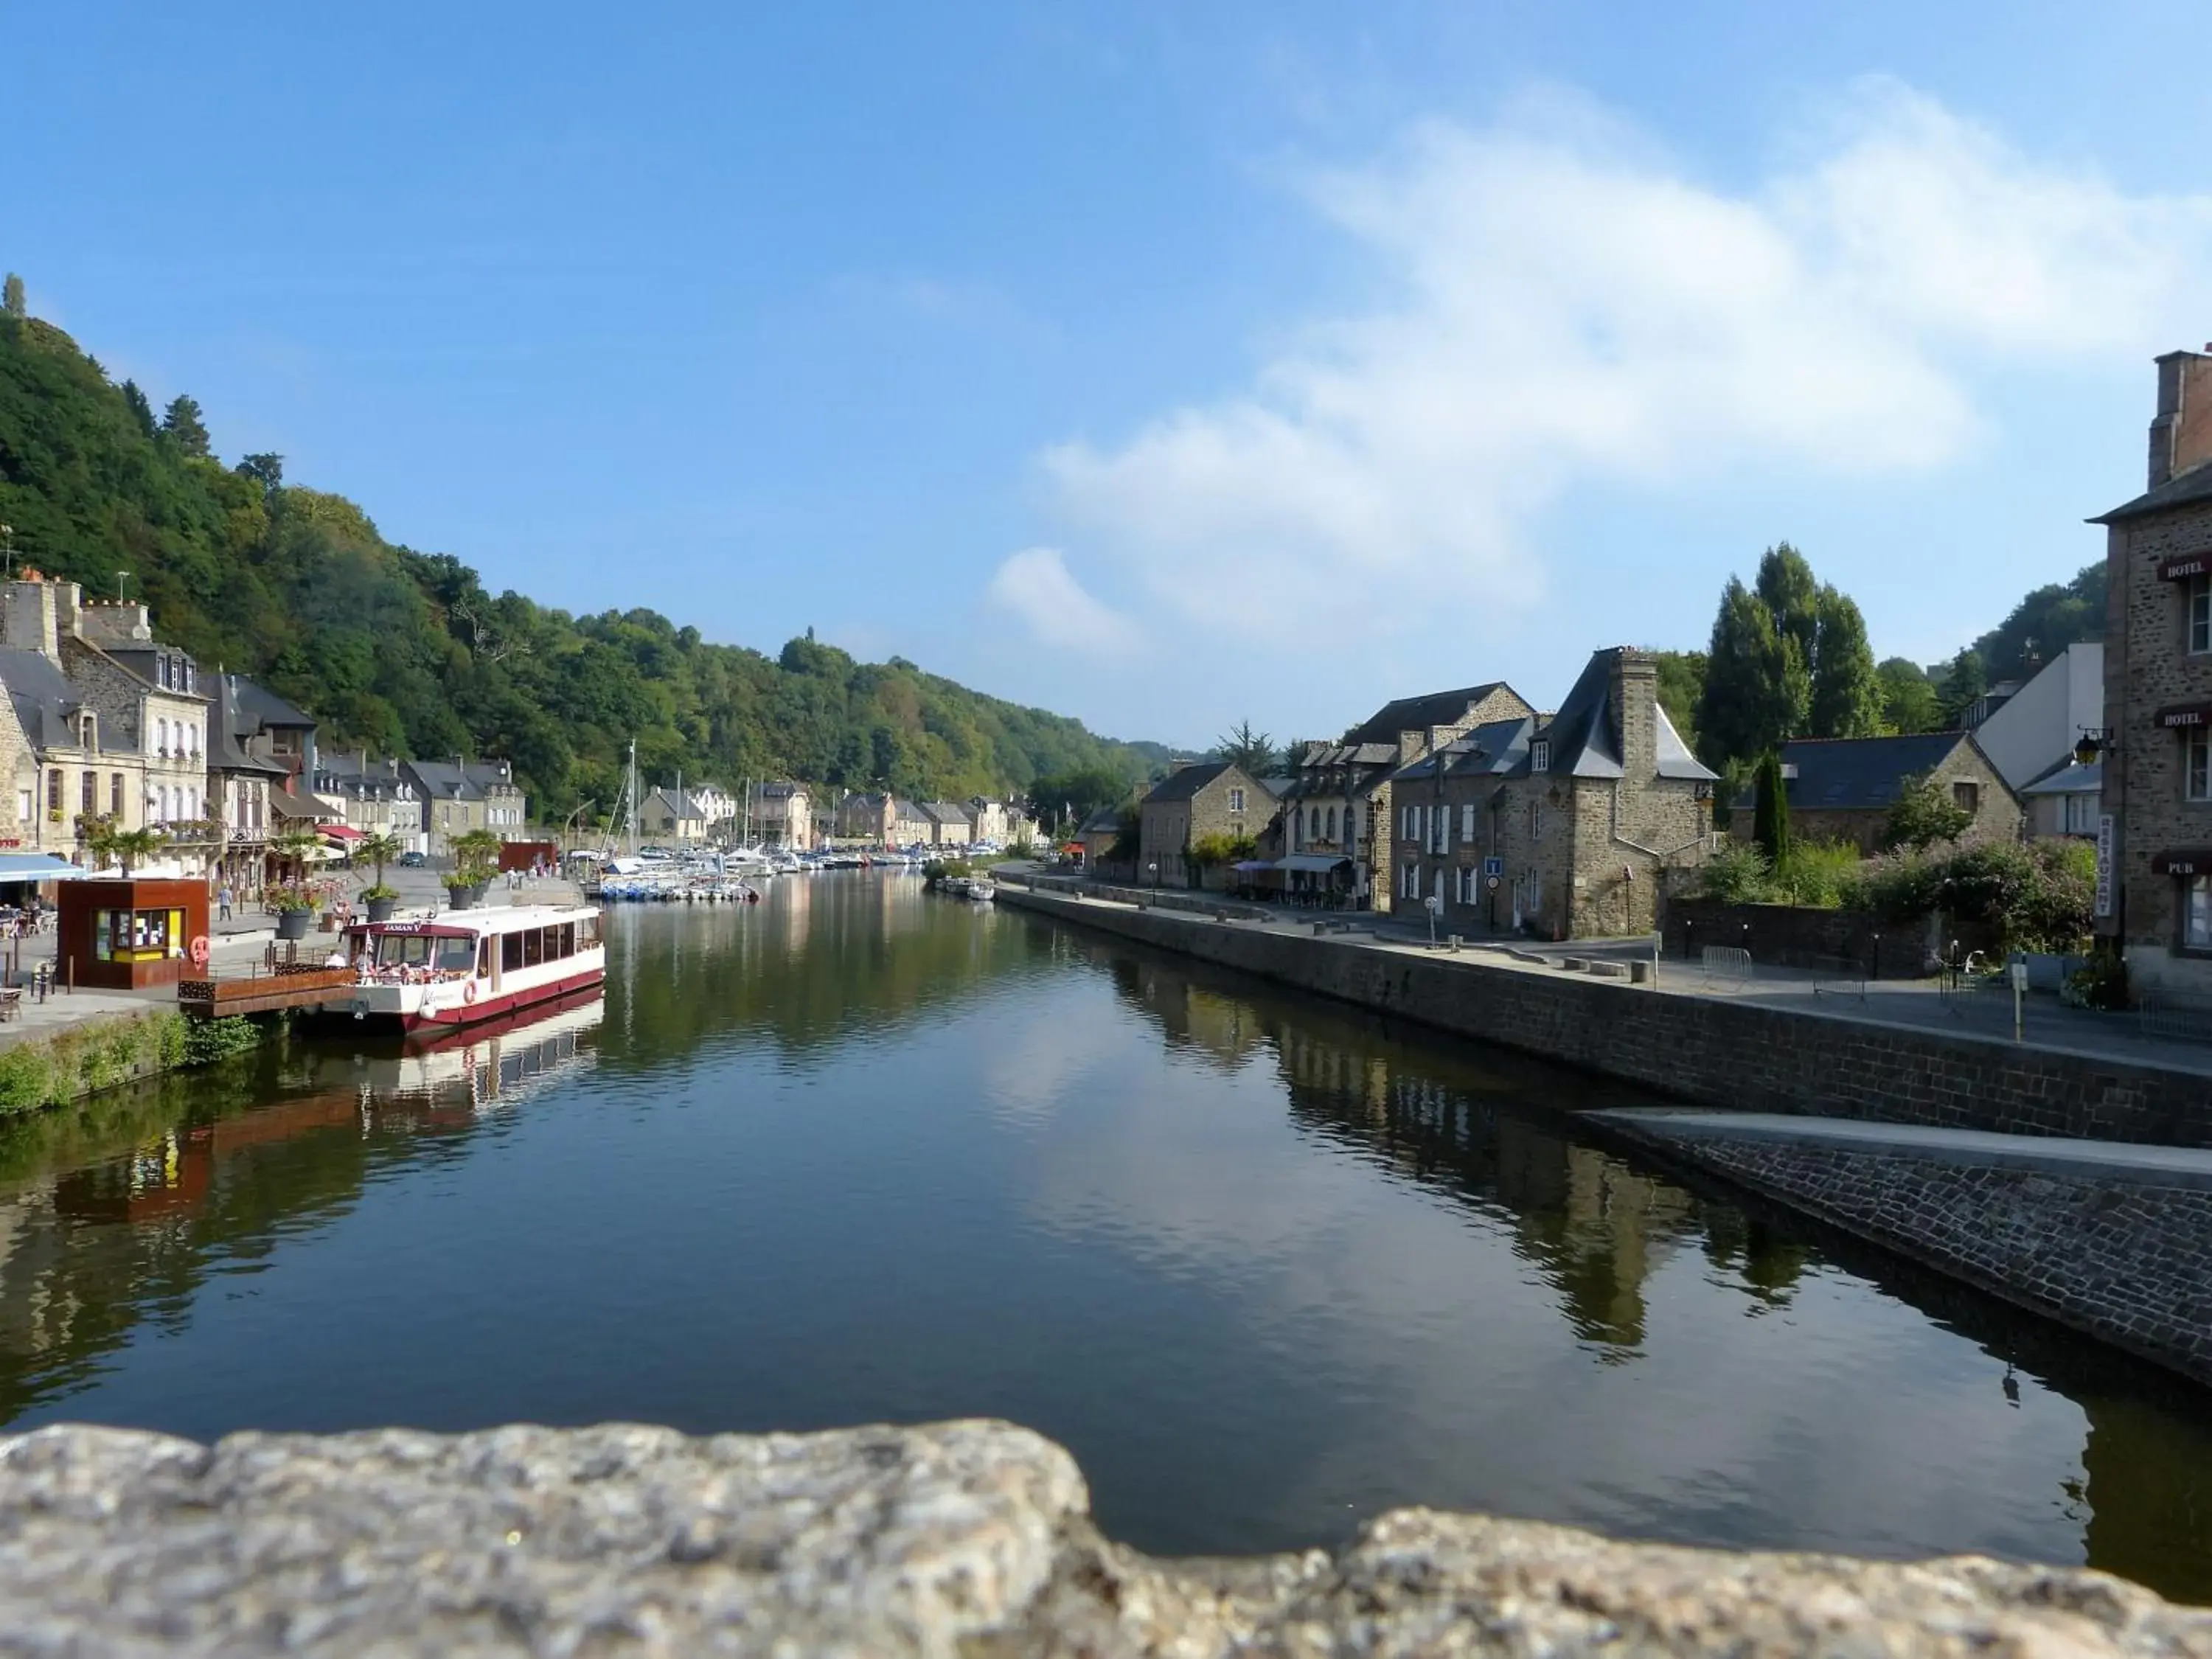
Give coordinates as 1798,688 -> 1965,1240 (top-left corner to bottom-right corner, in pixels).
333,903 -> 606,1032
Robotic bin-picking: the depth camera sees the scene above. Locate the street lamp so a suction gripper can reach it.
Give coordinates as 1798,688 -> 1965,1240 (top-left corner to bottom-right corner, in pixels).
2074,727 -> 2115,768
1147,860 -> 1158,888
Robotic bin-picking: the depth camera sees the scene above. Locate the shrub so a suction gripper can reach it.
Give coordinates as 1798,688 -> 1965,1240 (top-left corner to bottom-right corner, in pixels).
1770,840 -> 1860,908
1844,838 -> 2093,953
1883,771 -> 1973,851
1699,844 -> 1773,904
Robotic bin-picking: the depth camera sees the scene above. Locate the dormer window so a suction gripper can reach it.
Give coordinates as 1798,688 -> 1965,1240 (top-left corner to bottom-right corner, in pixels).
1529,740 -> 1551,773
77,711 -> 96,749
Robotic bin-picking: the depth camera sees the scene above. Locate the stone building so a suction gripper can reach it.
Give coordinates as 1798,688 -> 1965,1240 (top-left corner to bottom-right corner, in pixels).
965,797 -> 1018,846
918,801 -> 973,847
310,754 -> 425,852
639,787 -> 710,844
834,792 -> 933,847
1136,760 -> 1266,888
2092,344 -> 2212,1004
0,577 -> 214,870
1392,649 -> 1716,939
1281,681 -> 1532,912
1750,733 -> 2021,855
402,758 -> 528,858
745,781 -> 813,848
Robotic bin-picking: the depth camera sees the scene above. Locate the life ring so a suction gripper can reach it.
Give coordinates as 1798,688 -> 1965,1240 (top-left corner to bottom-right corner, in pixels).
188,936 -> 210,967
463,979 -> 479,1004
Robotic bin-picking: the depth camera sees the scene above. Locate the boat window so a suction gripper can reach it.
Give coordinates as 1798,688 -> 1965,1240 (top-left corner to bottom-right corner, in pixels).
378,935 -> 434,967
436,937 -> 476,974
577,914 -> 600,947
557,922 -> 575,958
478,939 -> 492,977
524,929 -> 543,967
502,932 -> 524,973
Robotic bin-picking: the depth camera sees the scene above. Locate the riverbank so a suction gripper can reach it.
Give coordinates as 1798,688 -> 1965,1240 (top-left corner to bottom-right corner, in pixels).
2,1416 -> 2200,1655
997,881 -> 2212,1388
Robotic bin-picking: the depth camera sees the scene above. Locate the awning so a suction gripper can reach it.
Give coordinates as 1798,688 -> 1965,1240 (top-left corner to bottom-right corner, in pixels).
1278,854 -> 1353,874
2152,849 -> 2212,877
0,853 -> 91,883
1231,860 -> 1276,872
321,824 -> 365,842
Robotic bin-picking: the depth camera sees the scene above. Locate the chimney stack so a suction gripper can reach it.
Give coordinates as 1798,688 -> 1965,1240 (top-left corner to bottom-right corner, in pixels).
1609,648 -> 1658,782
2149,347 -> 2212,489
1,579 -> 61,667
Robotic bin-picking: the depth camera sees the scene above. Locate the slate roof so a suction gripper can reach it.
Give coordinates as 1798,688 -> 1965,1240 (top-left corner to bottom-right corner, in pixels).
1079,806 -> 1124,836
2022,759 -> 2101,796
1343,684 -> 1514,748
0,649 -> 98,751
406,759 -> 518,801
2090,462 -> 2212,525
1141,761 -> 1236,804
645,786 -> 710,818
751,780 -> 805,799
919,801 -> 973,826
1766,733 -> 1972,811
222,674 -> 315,734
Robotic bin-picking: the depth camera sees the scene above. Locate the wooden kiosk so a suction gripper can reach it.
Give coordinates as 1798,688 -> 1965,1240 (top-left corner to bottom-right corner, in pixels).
58,879 -> 210,990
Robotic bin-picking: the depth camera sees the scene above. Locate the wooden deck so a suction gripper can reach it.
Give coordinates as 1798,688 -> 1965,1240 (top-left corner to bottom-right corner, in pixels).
178,964 -> 358,1018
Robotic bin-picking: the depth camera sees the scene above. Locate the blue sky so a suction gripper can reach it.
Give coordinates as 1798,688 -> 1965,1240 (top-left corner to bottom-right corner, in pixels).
10,3 -> 2211,748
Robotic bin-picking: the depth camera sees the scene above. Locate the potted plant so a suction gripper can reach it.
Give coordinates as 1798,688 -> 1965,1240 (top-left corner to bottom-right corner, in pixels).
268,884 -> 317,940
356,831 -> 406,922
445,827 -> 502,910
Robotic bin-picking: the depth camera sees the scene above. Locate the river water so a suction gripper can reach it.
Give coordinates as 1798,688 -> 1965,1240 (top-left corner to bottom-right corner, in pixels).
2,872 -> 2209,1599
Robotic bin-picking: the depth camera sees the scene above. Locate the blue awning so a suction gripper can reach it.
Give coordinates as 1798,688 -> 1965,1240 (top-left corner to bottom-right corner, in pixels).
1277,854 -> 1353,874
0,854 -> 89,883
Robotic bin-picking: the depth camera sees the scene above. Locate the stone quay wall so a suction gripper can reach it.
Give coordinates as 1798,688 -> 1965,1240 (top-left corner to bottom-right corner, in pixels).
4,1418 -> 2205,1656
1660,897 -> 1978,980
1599,1120 -> 2212,1388
998,886 -> 2212,1147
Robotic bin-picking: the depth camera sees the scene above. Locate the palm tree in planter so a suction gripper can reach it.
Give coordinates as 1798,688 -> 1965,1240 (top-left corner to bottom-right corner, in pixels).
110,827 -> 165,876
355,831 -> 406,922
446,827 -> 504,910
270,829 -> 325,886
267,830 -> 328,939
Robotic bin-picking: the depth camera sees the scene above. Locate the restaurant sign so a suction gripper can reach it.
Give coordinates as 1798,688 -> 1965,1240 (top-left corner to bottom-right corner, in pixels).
2094,814 -> 2114,918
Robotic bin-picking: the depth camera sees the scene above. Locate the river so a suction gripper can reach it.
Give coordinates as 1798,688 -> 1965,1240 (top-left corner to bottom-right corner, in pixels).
2,872 -> 2209,1600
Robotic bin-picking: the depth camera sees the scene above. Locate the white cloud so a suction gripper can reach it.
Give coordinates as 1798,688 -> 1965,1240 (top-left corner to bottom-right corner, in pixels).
985,546 -> 1141,658
1034,80 -> 2212,646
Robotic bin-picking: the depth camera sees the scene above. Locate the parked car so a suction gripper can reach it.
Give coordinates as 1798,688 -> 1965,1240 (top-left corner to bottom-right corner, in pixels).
398,850 -> 427,868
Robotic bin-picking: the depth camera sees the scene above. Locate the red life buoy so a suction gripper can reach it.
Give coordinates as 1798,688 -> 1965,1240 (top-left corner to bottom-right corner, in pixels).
189,936 -> 210,967
463,979 -> 479,1004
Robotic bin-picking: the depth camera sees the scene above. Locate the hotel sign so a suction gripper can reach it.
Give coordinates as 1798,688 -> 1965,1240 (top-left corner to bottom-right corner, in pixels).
2158,703 -> 2212,728
2157,553 -> 2211,582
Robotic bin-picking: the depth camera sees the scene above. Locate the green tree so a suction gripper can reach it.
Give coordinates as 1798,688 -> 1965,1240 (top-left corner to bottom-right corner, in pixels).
1214,720 -> 1277,778
1807,586 -> 1882,739
1753,543 -> 1820,664
1883,771 -> 1973,851
120,378 -> 156,437
1937,650 -> 1987,727
1649,650 -> 1706,750
1751,751 -> 1791,869
235,453 -> 284,494
161,394 -> 211,457
1,274 -> 22,319
356,830 -> 406,897
1876,658 -> 1941,734
1697,578 -> 1804,771
1969,562 -> 2106,681
1030,767 -> 1133,832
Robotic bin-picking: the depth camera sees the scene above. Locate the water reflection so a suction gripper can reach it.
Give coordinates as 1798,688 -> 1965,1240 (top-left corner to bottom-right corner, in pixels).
0,878 -> 2206,1605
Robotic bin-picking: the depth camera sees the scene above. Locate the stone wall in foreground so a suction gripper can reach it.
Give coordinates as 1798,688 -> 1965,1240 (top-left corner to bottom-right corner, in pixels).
1596,1120 -> 2212,1390
1,1418 -> 2205,1656
997,887 -> 2212,1147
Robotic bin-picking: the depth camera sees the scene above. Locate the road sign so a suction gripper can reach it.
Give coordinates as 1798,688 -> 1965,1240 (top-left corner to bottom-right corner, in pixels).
1485,874 -> 1500,891
1482,856 -> 1503,878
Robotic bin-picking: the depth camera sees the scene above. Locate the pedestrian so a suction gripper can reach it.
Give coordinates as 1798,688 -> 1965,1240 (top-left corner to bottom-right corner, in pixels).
218,882 -> 234,922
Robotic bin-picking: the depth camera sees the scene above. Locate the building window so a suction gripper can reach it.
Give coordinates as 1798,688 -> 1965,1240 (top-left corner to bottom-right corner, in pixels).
111,773 -> 124,815
1308,807 -> 1321,842
1227,787 -> 1245,813
2189,728 -> 2211,802
1460,803 -> 1475,841
1530,740 -> 1550,773
1325,805 -> 1336,842
80,771 -> 95,815
1952,780 -> 1979,813
2192,575 -> 2211,655
1430,809 -> 1447,854
15,787 -> 30,821
2188,876 -> 2212,951
1401,863 -> 1419,900
156,717 -> 169,757
2064,793 -> 2096,835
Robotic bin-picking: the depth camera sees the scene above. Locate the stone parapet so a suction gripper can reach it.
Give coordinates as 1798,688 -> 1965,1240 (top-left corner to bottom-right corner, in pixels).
1,1418 -> 2205,1656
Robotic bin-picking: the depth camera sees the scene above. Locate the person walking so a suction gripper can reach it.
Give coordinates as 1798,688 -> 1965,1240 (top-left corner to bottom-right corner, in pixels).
218,882 -> 234,922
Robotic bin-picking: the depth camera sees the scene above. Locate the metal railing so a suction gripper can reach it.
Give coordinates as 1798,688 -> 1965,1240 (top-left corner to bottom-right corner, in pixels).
1700,945 -> 1753,984
2138,996 -> 2212,1046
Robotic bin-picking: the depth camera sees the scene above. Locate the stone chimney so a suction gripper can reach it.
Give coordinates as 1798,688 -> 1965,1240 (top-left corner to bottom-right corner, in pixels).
2149,347 -> 2212,489
1609,648 -> 1658,781
76,598 -> 150,648
1,579 -> 61,666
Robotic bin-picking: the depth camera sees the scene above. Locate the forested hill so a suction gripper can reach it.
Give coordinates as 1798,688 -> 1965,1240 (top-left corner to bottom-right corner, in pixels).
0,309 -> 1170,818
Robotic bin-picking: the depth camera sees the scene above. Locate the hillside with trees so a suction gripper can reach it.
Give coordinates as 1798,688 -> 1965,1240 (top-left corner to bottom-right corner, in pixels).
0,304 -> 1170,823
